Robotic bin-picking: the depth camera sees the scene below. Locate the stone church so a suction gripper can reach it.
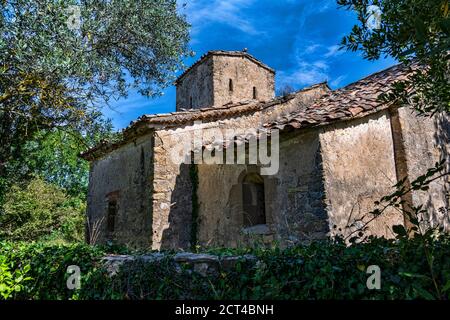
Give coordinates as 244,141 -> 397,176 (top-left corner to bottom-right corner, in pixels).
81,50 -> 449,250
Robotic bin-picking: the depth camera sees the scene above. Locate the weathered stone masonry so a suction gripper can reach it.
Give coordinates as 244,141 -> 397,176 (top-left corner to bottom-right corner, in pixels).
175,51 -> 275,111
86,135 -> 153,248
82,51 -> 449,250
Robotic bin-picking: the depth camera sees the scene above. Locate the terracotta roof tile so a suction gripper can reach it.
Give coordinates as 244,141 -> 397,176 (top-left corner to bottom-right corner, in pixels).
80,63 -> 412,161
264,63 -> 411,131
79,83 -> 328,160
120,82 -> 328,135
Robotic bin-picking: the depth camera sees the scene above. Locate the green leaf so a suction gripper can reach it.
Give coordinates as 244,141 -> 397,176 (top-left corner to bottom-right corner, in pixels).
393,225 -> 407,237
442,280 -> 450,293
412,284 -> 435,300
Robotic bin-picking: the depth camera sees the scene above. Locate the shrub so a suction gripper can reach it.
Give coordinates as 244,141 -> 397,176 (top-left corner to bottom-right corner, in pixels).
0,241 -> 105,299
0,177 -> 85,243
0,252 -> 31,299
0,235 -> 449,300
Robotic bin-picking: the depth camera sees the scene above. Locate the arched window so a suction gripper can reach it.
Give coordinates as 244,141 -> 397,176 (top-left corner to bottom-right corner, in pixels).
242,173 -> 266,227
228,78 -> 233,92
252,86 -> 257,99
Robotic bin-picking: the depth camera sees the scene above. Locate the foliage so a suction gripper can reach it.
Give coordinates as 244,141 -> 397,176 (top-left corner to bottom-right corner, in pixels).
7,123 -> 116,199
0,234 -> 449,300
338,0 -> 450,115
0,241 -> 105,299
0,120 -> 114,245
0,0 -> 191,185
336,0 -> 450,296
0,177 -> 85,242
345,159 -> 449,241
0,253 -> 31,299
343,158 -> 450,298
1,161 -> 447,300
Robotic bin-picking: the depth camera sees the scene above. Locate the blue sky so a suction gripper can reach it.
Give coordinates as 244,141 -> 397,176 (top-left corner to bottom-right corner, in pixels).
104,0 -> 396,130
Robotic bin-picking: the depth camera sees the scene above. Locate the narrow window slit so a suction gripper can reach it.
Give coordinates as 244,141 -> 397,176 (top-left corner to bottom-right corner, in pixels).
107,199 -> 117,234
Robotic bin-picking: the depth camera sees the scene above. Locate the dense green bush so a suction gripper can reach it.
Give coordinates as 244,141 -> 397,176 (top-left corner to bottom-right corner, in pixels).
0,178 -> 85,243
0,241 -> 105,299
0,253 -> 31,299
1,235 -> 449,300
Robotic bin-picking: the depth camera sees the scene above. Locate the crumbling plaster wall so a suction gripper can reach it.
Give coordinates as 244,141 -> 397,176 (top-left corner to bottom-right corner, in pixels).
151,130 -> 194,250
196,163 -> 260,248
319,110 -> 403,239
87,134 -> 153,248
397,108 -> 450,230
87,97 -> 449,250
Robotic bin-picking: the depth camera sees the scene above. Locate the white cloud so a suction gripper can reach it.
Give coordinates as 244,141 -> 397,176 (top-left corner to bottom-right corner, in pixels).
304,43 -> 320,54
312,60 -> 328,70
180,0 -> 260,36
277,60 -> 328,87
324,44 -> 344,58
311,0 -> 334,13
330,75 -> 346,88
278,39 -> 331,88
177,0 -> 345,91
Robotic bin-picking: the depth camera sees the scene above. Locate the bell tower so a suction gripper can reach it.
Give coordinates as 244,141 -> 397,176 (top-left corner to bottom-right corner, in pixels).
175,50 -> 275,111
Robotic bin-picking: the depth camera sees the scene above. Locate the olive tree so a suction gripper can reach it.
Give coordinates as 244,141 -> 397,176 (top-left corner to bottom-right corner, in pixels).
0,0 -> 191,192
338,0 -> 449,115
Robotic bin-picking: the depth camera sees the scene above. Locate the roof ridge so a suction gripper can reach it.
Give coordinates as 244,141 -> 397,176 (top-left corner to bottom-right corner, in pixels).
136,81 -> 330,122
174,50 -> 275,85
81,63 -> 409,161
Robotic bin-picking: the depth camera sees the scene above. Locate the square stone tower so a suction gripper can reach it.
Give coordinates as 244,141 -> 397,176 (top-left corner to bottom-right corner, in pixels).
175,50 -> 275,111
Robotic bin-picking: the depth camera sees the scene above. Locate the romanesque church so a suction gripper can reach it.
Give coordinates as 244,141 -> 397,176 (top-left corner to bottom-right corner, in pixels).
81,50 -> 449,249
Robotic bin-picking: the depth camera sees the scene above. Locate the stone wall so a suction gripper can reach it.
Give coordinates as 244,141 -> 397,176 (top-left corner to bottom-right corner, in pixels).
151,86 -> 328,250
273,130 -> 328,242
319,110 -> 403,239
196,164 -> 269,247
211,55 -> 275,107
103,252 -> 258,279
175,54 -> 275,111
176,55 -> 214,110
87,105 -> 448,250
397,108 -> 450,230
86,135 -> 153,248
196,129 -> 327,247
151,130 -> 194,250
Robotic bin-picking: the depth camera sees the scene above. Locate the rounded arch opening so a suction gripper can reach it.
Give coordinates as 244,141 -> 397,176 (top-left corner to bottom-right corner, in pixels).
242,172 -> 266,227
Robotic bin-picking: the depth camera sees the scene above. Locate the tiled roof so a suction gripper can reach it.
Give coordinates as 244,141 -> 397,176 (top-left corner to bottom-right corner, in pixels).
123,82 -> 327,134
264,63 -> 410,130
80,83 -> 328,160
174,50 -> 275,85
80,62 -> 411,161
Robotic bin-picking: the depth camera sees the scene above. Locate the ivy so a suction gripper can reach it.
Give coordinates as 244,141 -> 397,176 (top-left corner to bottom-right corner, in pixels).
1,235 -> 449,300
